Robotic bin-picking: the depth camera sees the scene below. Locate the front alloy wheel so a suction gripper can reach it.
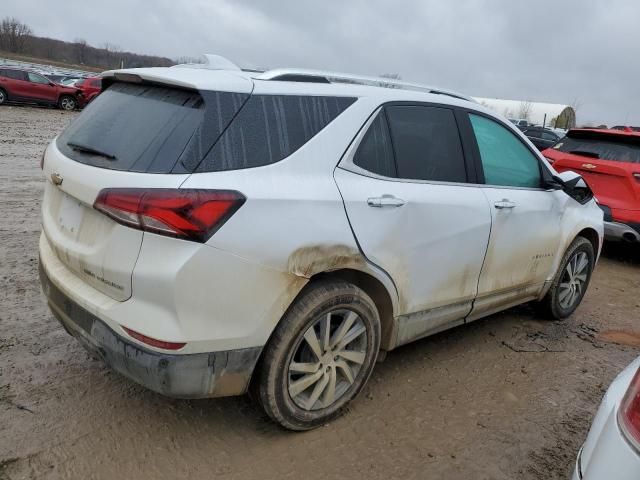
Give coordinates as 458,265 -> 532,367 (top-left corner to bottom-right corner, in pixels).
537,236 -> 595,319
558,251 -> 589,309
59,96 -> 76,111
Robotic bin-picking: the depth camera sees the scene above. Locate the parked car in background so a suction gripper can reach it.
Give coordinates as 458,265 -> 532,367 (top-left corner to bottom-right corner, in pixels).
74,76 -> 102,103
44,74 -> 86,86
612,126 -> 640,132
0,67 -> 84,110
572,356 -> 640,479
39,59 -> 603,430
509,118 -> 530,128
521,126 -> 562,151
543,128 -> 640,243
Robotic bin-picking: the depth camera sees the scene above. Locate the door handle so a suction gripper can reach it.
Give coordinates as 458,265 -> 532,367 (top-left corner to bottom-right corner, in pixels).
494,199 -> 516,209
367,195 -> 406,208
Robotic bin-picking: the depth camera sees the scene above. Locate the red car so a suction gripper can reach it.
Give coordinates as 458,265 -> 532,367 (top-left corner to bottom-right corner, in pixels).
0,67 -> 85,110
74,76 -> 102,103
543,128 -> 640,243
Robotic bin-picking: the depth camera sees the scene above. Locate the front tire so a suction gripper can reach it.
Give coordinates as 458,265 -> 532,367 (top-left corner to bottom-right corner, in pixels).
537,236 -> 595,320
58,95 -> 77,111
255,281 -> 380,430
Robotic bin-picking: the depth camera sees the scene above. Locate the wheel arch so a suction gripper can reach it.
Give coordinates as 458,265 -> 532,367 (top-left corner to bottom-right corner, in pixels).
575,227 -> 601,260
309,268 -> 397,351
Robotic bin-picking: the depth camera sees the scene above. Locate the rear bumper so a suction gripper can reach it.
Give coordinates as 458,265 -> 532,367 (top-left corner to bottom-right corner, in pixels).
39,260 -> 261,399
604,221 -> 640,242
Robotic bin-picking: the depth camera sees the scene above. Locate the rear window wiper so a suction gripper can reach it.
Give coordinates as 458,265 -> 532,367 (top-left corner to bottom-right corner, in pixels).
67,142 -> 117,160
568,150 -> 600,159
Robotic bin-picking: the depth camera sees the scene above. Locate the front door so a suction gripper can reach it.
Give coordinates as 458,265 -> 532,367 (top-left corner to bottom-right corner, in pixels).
335,105 -> 492,345
466,113 -> 564,320
26,72 -> 58,102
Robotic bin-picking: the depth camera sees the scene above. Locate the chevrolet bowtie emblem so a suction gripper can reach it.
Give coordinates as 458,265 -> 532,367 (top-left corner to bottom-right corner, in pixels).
582,163 -> 597,170
51,172 -> 63,185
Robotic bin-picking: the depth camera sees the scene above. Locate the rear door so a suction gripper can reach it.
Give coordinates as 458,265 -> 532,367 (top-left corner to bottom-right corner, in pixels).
42,78 -> 252,300
546,131 -> 640,211
466,113 -> 564,319
3,69 -> 30,99
335,104 -> 491,343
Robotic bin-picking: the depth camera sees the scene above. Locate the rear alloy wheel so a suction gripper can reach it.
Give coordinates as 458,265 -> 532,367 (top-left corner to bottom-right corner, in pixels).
58,95 -> 77,111
255,281 -> 380,430
537,236 -> 595,319
0,88 -> 6,105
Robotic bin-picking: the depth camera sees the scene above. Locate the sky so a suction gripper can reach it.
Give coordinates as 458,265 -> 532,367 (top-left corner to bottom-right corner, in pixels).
4,0 -> 639,126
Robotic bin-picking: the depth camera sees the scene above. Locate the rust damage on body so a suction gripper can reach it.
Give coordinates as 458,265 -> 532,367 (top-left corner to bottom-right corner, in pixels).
287,244 -> 366,278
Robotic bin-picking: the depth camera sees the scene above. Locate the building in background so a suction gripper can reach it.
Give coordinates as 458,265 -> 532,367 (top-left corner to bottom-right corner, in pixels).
474,97 -> 576,129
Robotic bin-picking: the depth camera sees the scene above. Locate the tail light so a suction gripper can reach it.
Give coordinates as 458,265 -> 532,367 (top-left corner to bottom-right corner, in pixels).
618,368 -> 640,452
122,326 -> 186,350
94,188 -> 245,243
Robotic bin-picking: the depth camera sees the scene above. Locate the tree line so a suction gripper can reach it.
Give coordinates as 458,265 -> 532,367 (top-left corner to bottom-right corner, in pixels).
0,17 -> 173,69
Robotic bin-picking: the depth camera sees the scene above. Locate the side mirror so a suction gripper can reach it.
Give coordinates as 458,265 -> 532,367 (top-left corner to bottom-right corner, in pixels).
553,170 -> 594,205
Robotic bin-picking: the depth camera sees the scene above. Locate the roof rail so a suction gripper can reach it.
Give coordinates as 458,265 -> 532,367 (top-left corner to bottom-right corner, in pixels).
257,68 -> 475,102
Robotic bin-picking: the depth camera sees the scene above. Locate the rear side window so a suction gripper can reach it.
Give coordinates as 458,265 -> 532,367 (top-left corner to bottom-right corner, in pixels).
470,114 -> 541,188
57,83 -> 248,173
195,95 -> 355,172
553,135 -> 640,163
385,105 -> 467,182
353,111 -> 396,178
2,69 -> 25,80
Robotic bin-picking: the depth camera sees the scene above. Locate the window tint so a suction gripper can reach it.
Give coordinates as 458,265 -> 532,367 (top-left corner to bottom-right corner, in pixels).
470,114 -> 541,188
353,111 -> 396,177
385,105 -> 466,182
524,129 -> 542,138
28,73 -> 49,84
3,69 -> 25,80
196,95 -> 355,172
553,134 -> 640,164
58,82 -> 248,173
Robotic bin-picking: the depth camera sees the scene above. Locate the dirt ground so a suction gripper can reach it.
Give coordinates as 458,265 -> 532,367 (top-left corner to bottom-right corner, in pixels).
1,105 -> 639,480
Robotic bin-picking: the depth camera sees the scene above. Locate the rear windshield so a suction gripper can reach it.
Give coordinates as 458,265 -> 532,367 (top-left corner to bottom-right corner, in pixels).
57,82 -> 248,173
553,132 -> 640,163
57,82 -> 356,174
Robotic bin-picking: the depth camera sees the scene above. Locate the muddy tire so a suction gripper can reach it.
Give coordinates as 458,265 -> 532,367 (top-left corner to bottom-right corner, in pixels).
0,88 -> 7,105
537,236 -> 595,320
58,95 -> 77,111
254,280 -> 380,430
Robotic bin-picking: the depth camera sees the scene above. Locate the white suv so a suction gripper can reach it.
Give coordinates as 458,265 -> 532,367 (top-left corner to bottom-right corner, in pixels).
39,56 -> 603,430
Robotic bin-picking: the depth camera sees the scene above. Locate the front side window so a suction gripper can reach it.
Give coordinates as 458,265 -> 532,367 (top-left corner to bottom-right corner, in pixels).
385,105 -> 467,182
353,111 -> 396,178
28,73 -> 49,84
470,114 -> 542,188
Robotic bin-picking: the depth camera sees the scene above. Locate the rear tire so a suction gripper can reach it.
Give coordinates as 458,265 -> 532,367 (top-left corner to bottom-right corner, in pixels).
536,236 -> 595,320
58,95 -> 77,111
0,88 -> 7,105
255,281 -> 380,430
